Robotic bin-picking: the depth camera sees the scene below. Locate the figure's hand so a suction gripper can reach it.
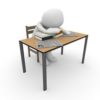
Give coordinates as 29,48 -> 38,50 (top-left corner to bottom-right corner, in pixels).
63,30 -> 72,35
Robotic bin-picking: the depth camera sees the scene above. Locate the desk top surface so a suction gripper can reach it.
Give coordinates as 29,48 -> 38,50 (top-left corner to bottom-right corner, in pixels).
20,33 -> 88,53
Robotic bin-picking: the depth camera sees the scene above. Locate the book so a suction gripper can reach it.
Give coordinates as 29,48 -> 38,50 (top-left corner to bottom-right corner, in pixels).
54,32 -> 63,38
34,32 -> 53,41
36,40 -> 62,48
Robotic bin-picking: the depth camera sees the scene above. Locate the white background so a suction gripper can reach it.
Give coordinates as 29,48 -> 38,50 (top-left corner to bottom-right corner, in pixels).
0,0 -> 100,100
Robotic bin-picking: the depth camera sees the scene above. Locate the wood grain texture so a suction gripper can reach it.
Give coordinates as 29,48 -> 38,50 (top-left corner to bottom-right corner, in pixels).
20,33 -> 87,53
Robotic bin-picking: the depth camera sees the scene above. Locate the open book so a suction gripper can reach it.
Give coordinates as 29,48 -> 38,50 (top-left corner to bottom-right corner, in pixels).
36,40 -> 62,48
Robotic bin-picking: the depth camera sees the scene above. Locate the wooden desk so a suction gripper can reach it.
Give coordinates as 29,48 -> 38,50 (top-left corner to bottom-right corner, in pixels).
19,33 -> 88,91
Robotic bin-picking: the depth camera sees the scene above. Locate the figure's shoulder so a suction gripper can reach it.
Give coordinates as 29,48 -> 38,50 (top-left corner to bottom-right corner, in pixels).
36,22 -> 43,28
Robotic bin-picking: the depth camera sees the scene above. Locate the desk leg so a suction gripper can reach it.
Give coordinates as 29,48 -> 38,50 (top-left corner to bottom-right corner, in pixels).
82,36 -> 88,64
61,46 -> 63,55
19,41 -> 26,73
37,51 -> 39,63
42,53 -> 47,91
28,46 -> 31,57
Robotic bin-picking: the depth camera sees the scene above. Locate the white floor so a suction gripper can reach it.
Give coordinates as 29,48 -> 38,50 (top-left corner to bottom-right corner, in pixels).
0,36 -> 100,100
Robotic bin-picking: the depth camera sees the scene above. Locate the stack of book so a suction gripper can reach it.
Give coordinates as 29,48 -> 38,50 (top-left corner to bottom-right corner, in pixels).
54,31 -> 63,38
34,31 -> 64,41
34,32 -> 53,41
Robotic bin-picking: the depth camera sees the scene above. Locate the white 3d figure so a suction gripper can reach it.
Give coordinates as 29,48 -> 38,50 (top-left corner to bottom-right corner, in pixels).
33,9 -> 72,65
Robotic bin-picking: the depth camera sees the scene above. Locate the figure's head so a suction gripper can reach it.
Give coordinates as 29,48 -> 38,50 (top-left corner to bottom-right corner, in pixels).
41,9 -> 64,28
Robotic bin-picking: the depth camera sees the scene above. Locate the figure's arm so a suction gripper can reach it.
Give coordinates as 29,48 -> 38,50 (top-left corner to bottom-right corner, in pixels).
46,28 -> 61,35
37,23 -> 61,34
36,23 -> 47,33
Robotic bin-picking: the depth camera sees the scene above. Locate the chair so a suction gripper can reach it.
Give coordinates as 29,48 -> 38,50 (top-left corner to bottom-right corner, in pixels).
26,25 -> 39,62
